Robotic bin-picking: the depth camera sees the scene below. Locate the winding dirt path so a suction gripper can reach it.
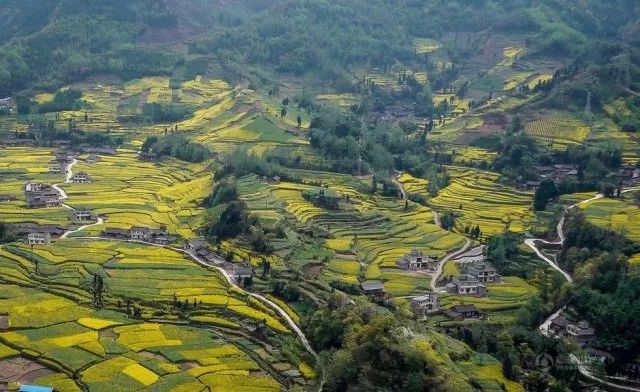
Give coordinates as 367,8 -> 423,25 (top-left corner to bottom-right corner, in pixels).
392,173 -> 474,291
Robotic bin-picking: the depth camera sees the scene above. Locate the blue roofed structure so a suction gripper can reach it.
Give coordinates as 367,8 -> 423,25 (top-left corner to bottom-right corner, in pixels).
19,385 -> 54,392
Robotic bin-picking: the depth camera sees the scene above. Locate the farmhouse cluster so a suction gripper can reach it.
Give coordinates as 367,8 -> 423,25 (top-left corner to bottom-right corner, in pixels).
101,226 -> 173,245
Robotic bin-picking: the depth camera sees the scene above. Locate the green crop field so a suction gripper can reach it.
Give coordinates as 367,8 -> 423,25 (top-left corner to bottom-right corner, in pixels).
579,191 -> 640,243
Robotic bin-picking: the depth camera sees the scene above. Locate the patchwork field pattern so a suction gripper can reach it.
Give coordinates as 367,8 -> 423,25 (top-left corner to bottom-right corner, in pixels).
0,286 -> 281,391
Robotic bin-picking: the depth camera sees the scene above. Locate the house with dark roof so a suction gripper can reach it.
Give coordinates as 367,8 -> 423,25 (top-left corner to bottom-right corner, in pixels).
101,228 -> 130,239
185,238 -> 224,265
444,304 -> 484,320
231,262 -> 254,282
72,209 -> 96,221
548,315 -> 597,347
70,172 -> 92,183
130,227 -> 172,245
185,238 -> 209,253
360,280 -> 386,299
24,183 -> 60,208
13,223 -> 66,245
410,293 -> 439,317
48,163 -> 63,175
566,321 -> 596,347
445,274 -> 487,296
396,249 -> 438,271
464,262 -> 501,283
86,154 -> 101,164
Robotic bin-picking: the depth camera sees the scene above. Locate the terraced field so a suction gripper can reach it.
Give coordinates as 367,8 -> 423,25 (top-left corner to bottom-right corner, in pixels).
524,118 -> 590,151
578,191 -> 640,242
0,147 -> 70,225
429,166 -> 535,236
237,174 -> 466,297
60,150 -> 211,238
0,147 -> 211,238
0,286 -> 283,391
0,235 -> 312,390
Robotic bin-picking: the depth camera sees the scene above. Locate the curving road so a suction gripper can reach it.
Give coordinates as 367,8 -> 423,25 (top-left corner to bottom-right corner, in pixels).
527,188 -> 640,285
50,157 -> 317,358
528,187 -> 640,391
430,238 -> 472,291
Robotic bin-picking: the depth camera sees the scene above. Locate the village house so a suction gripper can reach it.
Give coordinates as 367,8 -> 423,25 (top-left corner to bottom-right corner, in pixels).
55,151 -> 74,164
553,164 -> 579,181
27,232 -> 51,245
48,163 -> 63,175
396,249 -> 438,271
464,262 -> 501,283
585,348 -> 614,364
614,164 -> 640,186
360,280 -> 386,299
0,97 -> 12,110
70,172 -> 92,183
24,183 -> 60,208
130,227 -> 172,245
268,176 -> 281,184
185,238 -> 224,265
13,224 -> 66,241
410,293 -> 439,317
101,228 -> 130,239
549,316 -> 597,347
0,138 -> 34,147
231,261 -> 254,282
86,154 -> 101,164
185,238 -> 209,253
566,321 -> 596,347
445,274 -> 487,296
444,304 -> 485,320
532,164 -> 579,184
0,195 -> 15,202
72,209 -> 95,221
83,146 -> 117,155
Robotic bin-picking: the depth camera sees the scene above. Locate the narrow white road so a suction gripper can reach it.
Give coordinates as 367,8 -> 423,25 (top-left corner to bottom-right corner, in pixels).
430,238 -> 472,291
60,217 -> 104,239
185,249 -> 318,359
529,187 -> 640,391
527,188 -> 640,284
71,236 -> 318,359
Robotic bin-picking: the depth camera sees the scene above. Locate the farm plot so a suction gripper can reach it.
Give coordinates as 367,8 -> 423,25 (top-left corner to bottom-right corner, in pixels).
6,239 -> 290,334
437,277 -> 538,322
0,285 -> 282,391
0,147 -> 70,225
60,149 -> 211,238
578,191 -> 640,242
397,173 -> 429,200
236,174 -> 464,296
429,166 -> 535,236
524,118 -> 590,150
